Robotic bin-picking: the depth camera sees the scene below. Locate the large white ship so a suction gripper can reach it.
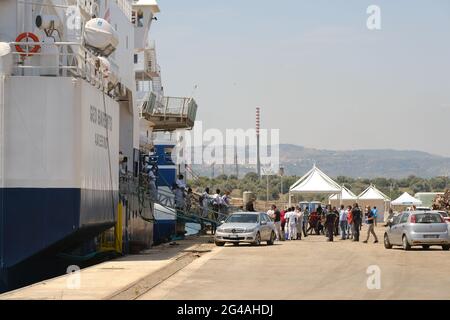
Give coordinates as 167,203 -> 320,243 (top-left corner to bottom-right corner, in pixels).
0,0 -> 198,292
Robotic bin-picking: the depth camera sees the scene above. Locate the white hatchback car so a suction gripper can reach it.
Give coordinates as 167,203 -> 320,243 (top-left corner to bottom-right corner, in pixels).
214,212 -> 276,246
384,211 -> 450,250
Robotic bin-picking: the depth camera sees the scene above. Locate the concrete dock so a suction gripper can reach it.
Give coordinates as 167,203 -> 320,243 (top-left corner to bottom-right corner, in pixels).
2,226 -> 450,300
0,236 -> 215,300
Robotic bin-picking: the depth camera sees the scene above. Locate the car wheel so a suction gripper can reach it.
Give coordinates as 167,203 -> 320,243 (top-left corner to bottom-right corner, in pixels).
253,232 -> 261,246
422,245 -> 430,250
215,241 -> 225,247
402,235 -> 411,251
267,231 -> 275,245
442,245 -> 450,251
384,233 -> 393,249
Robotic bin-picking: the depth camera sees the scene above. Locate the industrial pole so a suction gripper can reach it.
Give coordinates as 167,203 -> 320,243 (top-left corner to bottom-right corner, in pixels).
234,143 -> 239,178
256,107 -> 261,178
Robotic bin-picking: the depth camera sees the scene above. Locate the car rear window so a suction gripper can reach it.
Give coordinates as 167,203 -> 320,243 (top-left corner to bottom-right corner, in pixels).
227,214 -> 258,223
414,213 -> 443,224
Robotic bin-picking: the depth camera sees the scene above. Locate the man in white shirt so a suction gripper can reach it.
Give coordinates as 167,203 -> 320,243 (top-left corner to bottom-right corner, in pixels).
339,205 -> 348,240
174,174 -> 186,210
212,189 -> 222,212
221,191 -> 231,214
285,208 -> 297,240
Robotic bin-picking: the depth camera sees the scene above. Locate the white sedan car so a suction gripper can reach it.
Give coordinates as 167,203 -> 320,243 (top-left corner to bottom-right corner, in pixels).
214,212 -> 276,246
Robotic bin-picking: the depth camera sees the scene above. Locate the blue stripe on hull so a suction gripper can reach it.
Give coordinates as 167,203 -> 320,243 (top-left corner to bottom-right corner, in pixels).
0,188 -> 118,292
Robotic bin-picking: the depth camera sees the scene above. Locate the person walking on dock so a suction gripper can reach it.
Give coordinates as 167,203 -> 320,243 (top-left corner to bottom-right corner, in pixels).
363,206 -> 379,243
347,205 -> 353,239
302,206 -> 309,237
295,206 -> 304,240
325,209 -> 338,241
333,206 -> 340,236
339,205 -> 348,240
372,206 -> 378,227
221,191 -> 231,214
280,207 -> 287,241
201,187 -> 210,218
285,208 -> 297,240
268,205 -> 282,241
351,204 -> 362,242
212,189 -> 222,213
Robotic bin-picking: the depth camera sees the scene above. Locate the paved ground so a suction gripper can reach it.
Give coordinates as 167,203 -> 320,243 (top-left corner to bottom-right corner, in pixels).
139,226 -> 450,300
3,226 -> 450,300
0,236 -> 213,300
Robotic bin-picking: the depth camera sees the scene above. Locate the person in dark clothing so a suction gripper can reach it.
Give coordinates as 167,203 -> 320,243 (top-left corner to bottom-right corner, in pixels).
325,210 -> 338,241
245,200 -> 255,212
351,203 -> 362,242
317,205 -> 323,215
332,206 -> 340,236
272,205 -> 282,241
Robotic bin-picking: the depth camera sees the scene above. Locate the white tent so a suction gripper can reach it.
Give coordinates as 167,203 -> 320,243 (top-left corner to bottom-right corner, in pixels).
329,186 -> 357,201
358,185 -> 390,201
358,185 -> 391,222
329,185 -> 357,207
391,192 -> 422,206
289,165 -> 342,206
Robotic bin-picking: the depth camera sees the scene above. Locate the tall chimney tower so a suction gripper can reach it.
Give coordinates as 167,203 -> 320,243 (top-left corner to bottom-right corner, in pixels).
256,107 -> 261,178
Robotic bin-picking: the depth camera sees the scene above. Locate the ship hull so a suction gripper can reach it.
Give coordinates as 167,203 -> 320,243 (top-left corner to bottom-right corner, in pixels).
0,76 -> 120,292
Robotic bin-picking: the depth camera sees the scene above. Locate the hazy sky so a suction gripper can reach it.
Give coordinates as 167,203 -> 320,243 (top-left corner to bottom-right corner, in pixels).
151,0 -> 450,157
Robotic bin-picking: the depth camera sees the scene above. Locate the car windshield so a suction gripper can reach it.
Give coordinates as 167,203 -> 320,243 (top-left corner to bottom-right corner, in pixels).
414,213 -> 443,224
226,214 -> 258,224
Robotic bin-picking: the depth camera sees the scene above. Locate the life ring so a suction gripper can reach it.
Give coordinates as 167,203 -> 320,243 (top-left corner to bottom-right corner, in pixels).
15,32 -> 41,56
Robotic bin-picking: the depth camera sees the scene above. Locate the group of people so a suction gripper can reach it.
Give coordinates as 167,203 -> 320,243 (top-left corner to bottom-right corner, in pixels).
267,205 -> 309,241
267,203 -> 380,243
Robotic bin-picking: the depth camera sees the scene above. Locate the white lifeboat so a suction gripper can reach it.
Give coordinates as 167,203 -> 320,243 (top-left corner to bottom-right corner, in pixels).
0,42 -> 12,75
83,18 -> 119,57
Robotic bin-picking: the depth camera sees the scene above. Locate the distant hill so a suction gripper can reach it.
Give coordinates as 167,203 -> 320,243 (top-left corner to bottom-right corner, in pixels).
190,144 -> 450,178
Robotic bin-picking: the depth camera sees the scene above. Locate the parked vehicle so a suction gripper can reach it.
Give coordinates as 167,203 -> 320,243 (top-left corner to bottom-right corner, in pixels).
214,212 -> 276,246
384,211 -> 450,251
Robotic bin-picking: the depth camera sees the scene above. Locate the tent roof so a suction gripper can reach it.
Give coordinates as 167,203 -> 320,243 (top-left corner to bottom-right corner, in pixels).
289,165 -> 342,194
358,185 -> 391,201
329,185 -> 357,200
391,192 -> 422,206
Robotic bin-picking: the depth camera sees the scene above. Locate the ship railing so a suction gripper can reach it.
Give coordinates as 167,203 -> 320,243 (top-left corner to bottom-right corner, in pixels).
122,169 -> 235,227
9,41 -> 119,94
